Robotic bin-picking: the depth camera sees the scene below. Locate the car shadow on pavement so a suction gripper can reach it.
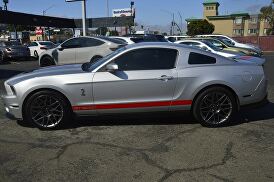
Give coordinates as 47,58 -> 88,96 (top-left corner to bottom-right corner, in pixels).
16,102 -> 274,130
233,102 -> 274,125
17,111 -> 198,130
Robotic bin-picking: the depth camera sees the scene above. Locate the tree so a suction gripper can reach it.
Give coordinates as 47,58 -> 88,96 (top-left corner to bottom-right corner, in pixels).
95,27 -> 108,36
259,4 -> 274,35
110,30 -> 119,36
186,20 -> 215,36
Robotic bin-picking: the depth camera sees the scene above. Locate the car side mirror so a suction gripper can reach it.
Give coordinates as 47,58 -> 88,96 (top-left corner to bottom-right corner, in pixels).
106,63 -> 119,72
201,46 -> 208,51
58,46 -> 64,51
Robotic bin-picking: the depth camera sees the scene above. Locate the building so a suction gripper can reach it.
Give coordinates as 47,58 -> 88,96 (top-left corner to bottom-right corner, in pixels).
186,0 -> 272,37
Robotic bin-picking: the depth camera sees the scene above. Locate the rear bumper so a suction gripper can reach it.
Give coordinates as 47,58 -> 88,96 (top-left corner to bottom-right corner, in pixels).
241,94 -> 268,109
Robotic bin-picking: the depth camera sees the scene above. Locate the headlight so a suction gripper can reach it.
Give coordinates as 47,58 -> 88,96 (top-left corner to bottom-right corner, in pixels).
4,82 -> 17,96
10,86 -> 17,95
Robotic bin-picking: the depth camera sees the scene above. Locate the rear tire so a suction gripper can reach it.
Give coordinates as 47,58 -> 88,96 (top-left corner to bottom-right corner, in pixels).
192,87 -> 237,127
23,90 -> 72,129
40,56 -> 55,67
34,50 -> 39,60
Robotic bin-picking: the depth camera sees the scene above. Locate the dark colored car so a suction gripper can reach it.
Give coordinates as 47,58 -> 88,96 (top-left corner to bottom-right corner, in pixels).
0,41 -> 31,61
124,34 -> 168,43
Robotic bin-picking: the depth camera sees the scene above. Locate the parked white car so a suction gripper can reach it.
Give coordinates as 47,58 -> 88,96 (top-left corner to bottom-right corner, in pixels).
39,36 -> 126,67
110,36 -> 135,44
28,41 -> 56,59
196,34 -> 262,54
175,40 -> 242,58
165,35 -> 190,42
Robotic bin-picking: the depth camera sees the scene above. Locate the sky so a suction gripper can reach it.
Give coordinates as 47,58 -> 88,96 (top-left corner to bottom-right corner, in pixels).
3,0 -> 272,28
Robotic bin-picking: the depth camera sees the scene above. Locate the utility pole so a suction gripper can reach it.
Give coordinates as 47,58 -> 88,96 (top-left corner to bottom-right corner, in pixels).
3,0 -> 8,10
82,0 -> 87,36
66,0 -> 87,36
42,5 -> 55,41
106,0 -> 109,17
178,12 -> 183,35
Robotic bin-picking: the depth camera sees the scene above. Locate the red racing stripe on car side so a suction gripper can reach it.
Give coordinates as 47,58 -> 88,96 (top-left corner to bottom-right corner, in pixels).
72,100 -> 192,111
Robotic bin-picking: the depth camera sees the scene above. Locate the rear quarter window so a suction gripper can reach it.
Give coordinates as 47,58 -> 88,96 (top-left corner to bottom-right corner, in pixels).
188,52 -> 216,64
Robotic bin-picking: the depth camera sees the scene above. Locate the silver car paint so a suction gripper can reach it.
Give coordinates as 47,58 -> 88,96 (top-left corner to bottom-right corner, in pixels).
2,43 -> 267,120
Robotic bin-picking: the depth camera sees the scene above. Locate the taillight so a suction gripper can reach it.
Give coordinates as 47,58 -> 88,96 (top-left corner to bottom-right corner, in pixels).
40,47 -> 48,50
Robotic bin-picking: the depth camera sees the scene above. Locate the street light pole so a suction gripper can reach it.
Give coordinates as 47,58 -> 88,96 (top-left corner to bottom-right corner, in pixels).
82,0 -> 87,36
42,5 -> 55,41
106,0 -> 109,17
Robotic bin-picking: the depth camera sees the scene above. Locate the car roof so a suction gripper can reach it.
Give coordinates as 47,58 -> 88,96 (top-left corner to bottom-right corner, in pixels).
125,42 -> 195,50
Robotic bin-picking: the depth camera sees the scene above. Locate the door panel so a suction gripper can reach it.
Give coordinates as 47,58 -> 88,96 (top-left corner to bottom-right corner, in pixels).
55,48 -> 76,65
92,69 -> 178,113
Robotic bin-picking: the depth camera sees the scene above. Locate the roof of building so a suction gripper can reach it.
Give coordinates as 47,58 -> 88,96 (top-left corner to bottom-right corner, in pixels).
207,13 -> 250,20
203,0 -> 220,6
185,16 -> 204,22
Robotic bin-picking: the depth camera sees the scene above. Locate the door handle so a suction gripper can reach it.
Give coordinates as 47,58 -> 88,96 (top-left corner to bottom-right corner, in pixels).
158,75 -> 174,81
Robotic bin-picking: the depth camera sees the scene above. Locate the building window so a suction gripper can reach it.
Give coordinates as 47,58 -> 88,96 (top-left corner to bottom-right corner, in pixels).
249,17 -> 258,23
234,18 -> 243,24
248,29 -> 258,34
233,29 -> 244,35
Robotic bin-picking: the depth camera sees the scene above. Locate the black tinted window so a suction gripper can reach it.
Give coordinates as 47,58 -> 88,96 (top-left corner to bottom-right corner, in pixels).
113,38 -> 128,44
113,48 -> 178,71
98,36 -> 125,44
80,37 -> 104,47
29,42 -> 38,46
188,52 -> 216,64
180,42 -> 200,46
62,38 -> 80,48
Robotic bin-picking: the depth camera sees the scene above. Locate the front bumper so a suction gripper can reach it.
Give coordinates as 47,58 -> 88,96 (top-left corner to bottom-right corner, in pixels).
1,95 -> 22,120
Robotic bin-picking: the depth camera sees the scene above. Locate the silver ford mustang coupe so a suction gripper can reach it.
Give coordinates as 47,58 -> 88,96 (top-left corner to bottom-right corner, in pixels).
2,43 -> 267,129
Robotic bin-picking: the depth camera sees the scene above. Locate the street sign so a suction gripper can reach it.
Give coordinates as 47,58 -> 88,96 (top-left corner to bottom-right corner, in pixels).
35,27 -> 43,35
74,29 -> 81,37
3,0 -> 9,3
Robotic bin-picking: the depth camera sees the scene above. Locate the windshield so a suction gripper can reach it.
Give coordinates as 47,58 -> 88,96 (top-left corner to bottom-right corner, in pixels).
221,39 -> 235,47
202,41 -> 222,51
4,41 -> 22,46
85,46 -> 127,71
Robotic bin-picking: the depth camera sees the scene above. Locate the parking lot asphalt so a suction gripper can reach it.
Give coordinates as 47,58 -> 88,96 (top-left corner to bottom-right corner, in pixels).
0,54 -> 274,182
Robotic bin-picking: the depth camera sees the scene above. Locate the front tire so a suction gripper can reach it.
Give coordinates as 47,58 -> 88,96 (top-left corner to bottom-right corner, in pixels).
24,90 -> 72,129
193,87 -> 237,127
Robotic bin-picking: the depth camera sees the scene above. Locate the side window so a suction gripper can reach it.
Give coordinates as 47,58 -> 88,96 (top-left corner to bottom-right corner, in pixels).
112,48 -> 178,71
61,38 -> 80,48
180,42 -> 192,46
80,37 -> 104,47
188,52 -> 216,65
113,38 -> 127,44
29,42 -> 38,47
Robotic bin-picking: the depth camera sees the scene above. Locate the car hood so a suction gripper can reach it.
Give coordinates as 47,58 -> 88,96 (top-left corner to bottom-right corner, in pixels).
6,64 -> 85,85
